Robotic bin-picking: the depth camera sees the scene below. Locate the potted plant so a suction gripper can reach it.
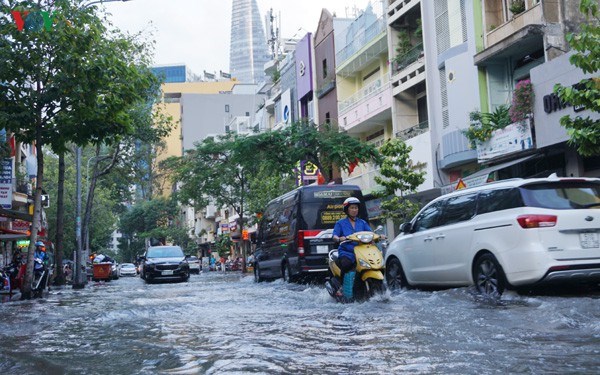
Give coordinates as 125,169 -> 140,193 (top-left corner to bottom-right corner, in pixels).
463,105 -> 511,147
509,79 -> 534,123
509,0 -> 526,15
394,30 -> 412,67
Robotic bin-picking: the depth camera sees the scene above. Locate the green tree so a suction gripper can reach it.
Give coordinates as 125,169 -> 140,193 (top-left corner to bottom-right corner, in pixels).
0,0 -> 158,297
119,197 -> 192,252
245,121 -> 381,182
214,234 -> 233,258
374,139 -> 425,225
82,101 -> 173,253
171,123 -> 380,271
45,149 -> 122,272
246,165 -> 295,225
554,0 -> 600,156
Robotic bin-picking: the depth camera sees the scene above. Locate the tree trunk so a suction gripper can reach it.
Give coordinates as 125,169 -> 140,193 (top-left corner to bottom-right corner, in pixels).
21,140 -> 44,300
82,144 -> 119,253
52,152 -> 66,286
82,153 -> 96,254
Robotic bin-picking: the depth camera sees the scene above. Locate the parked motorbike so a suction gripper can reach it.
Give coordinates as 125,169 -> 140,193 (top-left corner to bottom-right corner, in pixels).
325,230 -> 386,302
0,267 -> 10,294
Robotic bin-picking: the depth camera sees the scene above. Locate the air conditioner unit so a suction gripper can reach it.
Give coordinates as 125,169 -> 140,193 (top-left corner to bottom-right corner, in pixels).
205,205 -> 217,219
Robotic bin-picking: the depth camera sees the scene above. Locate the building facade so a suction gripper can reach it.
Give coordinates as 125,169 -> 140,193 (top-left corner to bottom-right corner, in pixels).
336,3 -> 392,197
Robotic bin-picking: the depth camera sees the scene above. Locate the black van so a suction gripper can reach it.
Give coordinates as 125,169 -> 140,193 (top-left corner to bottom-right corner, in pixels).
254,184 -> 367,282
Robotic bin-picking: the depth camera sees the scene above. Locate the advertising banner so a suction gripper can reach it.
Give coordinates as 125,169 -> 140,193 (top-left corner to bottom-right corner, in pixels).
476,118 -> 533,162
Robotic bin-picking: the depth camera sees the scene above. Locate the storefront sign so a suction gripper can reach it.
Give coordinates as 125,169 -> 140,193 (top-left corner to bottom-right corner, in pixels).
441,173 -> 495,195
476,119 -> 533,162
365,199 -> 382,219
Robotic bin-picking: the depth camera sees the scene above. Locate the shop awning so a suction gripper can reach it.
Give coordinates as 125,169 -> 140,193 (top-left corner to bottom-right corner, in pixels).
0,233 -> 28,240
0,227 -> 29,240
0,207 -> 33,222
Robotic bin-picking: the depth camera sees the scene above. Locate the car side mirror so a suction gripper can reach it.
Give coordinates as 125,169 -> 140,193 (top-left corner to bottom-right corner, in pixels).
400,222 -> 412,233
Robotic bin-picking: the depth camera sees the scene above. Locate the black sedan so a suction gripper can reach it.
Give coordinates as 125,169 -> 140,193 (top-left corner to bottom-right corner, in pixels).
139,245 -> 190,283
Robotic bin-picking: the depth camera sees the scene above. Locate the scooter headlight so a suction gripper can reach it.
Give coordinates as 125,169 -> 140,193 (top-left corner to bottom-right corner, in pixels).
356,233 -> 374,243
358,259 -> 372,269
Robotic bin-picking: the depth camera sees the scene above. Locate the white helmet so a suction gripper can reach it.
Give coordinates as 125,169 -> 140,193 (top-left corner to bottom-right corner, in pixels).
343,197 -> 361,214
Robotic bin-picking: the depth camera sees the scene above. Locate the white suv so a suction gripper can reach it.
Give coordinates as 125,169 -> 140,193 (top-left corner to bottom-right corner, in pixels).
385,174 -> 600,297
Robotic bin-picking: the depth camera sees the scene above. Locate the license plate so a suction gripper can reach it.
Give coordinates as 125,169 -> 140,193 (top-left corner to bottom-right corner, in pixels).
315,245 -> 329,254
580,232 -> 599,249
161,270 -> 174,275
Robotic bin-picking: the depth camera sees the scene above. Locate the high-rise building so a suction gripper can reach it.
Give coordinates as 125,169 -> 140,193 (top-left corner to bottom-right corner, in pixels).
229,0 -> 269,83
152,64 -> 202,83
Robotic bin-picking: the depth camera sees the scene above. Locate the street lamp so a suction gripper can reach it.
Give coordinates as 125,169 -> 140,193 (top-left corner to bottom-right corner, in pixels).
72,0 -> 133,290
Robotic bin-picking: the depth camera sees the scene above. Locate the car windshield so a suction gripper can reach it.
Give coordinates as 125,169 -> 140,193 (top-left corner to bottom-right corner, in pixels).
188,256 -> 198,261
520,181 -> 600,209
147,246 -> 184,258
121,263 -> 135,268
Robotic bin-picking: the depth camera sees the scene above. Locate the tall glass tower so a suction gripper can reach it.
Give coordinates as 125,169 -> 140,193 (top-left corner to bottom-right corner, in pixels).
229,0 -> 269,84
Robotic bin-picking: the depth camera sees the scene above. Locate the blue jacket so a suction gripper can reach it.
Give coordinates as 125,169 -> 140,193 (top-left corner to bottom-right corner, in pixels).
333,217 -> 371,262
34,250 -> 48,270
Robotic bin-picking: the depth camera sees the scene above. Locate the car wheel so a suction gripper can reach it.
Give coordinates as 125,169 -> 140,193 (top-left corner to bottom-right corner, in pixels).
386,257 -> 409,291
254,264 -> 264,283
473,253 -> 506,298
282,262 -> 295,283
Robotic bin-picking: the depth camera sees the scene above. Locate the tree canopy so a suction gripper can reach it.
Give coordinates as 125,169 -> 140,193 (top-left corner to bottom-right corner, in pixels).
374,139 -> 425,223
171,122 -> 382,227
0,0 -> 159,297
554,0 -> 600,156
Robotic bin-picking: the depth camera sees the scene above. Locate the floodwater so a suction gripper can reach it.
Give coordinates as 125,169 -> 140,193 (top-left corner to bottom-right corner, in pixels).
1,272 -> 599,374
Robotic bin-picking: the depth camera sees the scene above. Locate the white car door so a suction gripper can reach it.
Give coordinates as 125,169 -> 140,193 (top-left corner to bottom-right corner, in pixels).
430,193 -> 478,284
399,200 -> 445,283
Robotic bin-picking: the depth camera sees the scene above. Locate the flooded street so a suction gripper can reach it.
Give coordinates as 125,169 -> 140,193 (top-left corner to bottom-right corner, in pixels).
1,272 -> 599,374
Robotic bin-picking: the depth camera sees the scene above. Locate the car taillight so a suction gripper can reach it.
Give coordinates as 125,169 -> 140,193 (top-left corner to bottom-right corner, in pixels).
297,230 -> 322,257
517,214 -> 557,228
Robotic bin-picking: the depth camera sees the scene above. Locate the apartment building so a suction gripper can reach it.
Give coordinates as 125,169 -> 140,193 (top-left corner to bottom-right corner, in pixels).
387,0 -> 438,202
336,3 -> 393,196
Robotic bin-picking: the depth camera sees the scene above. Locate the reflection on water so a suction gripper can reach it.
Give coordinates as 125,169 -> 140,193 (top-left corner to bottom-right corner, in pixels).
0,273 -> 599,374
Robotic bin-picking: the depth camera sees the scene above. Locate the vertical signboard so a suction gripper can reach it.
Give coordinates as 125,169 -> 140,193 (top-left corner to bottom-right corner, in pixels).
0,158 -> 12,209
295,33 -> 313,100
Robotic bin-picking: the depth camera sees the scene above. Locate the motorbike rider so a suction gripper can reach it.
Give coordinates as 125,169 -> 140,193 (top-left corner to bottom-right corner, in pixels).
33,241 -> 48,273
332,197 -> 372,297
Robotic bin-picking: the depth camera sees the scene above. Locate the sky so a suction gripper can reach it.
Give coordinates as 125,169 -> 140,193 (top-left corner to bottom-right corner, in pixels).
102,0 -> 377,78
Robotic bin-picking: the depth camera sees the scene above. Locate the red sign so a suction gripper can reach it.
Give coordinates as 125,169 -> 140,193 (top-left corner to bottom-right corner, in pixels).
12,219 -> 30,231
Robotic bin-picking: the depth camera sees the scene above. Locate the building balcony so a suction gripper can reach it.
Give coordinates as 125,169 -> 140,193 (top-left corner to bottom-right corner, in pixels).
387,0 -> 420,26
338,76 -> 392,134
315,77 -> 336,99
476,1 -> 546,66
391,43 -> 426,96
395,120 -> 429,142
343,164 -> 383,196
336,17 -> 387,77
